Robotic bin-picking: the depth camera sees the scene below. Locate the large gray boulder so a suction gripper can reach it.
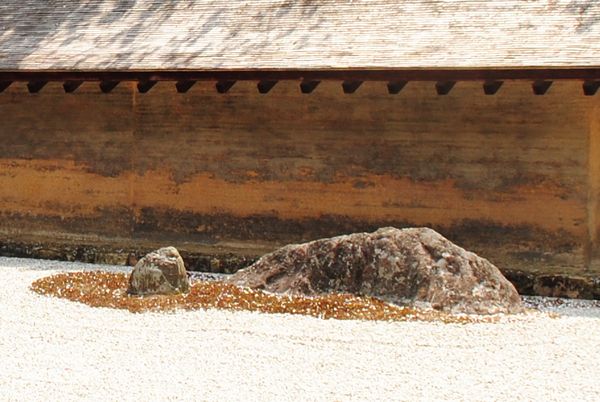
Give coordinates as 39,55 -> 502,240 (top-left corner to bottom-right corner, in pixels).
227,227 -> 522,314
128,247 -> 190,296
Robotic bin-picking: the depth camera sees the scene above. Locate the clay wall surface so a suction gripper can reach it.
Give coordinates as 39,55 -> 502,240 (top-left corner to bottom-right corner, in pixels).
0,80 -> 597,274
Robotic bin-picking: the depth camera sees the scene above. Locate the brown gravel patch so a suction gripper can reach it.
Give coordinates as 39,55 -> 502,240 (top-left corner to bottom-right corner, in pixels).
30,271 -> 489,323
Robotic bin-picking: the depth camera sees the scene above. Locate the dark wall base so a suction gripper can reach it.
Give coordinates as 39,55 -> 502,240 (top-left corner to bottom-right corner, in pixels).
3,235 -> 600,299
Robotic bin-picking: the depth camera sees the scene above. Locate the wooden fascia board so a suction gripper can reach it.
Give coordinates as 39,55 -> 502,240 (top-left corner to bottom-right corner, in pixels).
1,68 -> 600,82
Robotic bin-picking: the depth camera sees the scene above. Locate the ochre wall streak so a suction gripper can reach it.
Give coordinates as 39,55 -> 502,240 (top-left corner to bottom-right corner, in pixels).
0,160 -> 584,231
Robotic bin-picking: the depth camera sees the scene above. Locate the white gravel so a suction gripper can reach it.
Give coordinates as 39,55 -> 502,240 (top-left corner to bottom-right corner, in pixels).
1,257 -> 600,401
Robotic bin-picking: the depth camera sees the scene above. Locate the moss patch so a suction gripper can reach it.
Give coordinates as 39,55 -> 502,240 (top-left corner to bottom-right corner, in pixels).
30,271 -> 487,323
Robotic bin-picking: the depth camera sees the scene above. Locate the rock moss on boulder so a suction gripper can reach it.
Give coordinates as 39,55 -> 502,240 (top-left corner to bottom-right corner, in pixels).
128,247 -> 190,296
227,227 -> 522,314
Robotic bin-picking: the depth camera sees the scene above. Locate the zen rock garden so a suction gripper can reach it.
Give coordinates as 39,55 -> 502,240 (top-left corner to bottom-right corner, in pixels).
125,227 -> 522,316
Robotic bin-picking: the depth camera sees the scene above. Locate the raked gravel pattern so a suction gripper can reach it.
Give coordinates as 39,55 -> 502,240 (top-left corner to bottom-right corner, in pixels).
1,257 -> 600,401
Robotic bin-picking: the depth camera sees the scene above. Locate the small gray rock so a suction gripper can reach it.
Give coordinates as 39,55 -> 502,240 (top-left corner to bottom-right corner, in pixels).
227,227 -> 522,315
128,247 -> 190,296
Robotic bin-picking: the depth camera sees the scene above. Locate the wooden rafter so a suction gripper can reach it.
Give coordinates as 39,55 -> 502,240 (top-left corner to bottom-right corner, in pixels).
0,81 -> 12,93
63,81 -> 83,93
257,80 -> 277,94
483,81 -> 503,95
99,81 -> 119,93
435,81 -> 455,95
175,80 -> 195,93
387,81 -> 407,94
342,81 -> 362,94
27,81 -> 47,93
216,81 -> 236,93
300,80 -> 320,94
137,80 -> 157,93
583,81 -> 600,96
532,80 -> 552,95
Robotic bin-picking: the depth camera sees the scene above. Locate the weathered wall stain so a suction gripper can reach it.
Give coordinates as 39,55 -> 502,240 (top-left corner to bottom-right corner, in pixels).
0,80 -> 596,274
0,160 -> 586,232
